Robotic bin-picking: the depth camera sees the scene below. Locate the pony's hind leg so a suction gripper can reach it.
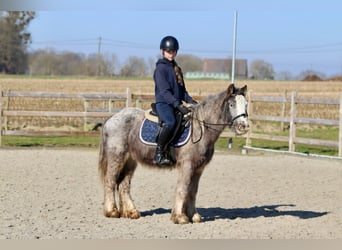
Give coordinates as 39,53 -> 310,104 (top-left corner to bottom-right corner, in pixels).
117,157 -> 140,219
102,154 -> 121,218
103,175 -> 120,218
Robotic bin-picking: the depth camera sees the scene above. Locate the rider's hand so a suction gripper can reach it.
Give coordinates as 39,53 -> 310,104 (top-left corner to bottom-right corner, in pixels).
177,104 -> 191,115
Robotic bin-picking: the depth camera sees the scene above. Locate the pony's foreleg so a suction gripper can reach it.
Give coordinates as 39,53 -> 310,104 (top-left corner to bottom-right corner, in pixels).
171,162 -> 194,224
117,158 -> 140,219
186,168 -> 204,223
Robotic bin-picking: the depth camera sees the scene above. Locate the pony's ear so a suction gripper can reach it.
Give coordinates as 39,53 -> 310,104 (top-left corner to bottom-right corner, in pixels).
227,83 -> 235,95
241,85 -> 247,96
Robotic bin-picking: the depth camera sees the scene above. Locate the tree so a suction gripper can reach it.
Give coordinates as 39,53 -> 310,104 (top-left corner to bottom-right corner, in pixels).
100,53 -> 118,76
120,56 -> 147,77
297,70 -> 326,81
276,71 -> 293,80
250,59 -> 274,80
28,49 -> 118,76
0,11 -> 35,74
176,54 -> 203,73
28,49 -> 59,75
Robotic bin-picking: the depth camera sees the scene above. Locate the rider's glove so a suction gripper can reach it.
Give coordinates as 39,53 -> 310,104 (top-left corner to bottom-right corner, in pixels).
177,104 -> 191,115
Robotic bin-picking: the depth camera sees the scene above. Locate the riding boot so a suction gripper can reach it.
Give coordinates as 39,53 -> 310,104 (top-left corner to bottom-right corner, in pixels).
153,144 -> 172,166
153,125 -> 173,166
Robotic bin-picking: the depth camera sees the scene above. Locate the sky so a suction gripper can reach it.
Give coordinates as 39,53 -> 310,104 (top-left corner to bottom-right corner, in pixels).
2,0 -> 342,77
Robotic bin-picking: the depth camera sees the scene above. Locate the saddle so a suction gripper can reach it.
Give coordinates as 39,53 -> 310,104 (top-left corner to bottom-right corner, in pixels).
139,103 -> 191,147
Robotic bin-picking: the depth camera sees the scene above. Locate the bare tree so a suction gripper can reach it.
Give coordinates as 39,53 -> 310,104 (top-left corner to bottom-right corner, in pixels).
250,59 -> 274,80
28,49 -> 59,75
101,53 -> 118,76
297,70 -> 326,81
176,54 -> 203,73
120,56 -> 147,77
28,49 -> 118,76
276,71 -> 293,80
147,56 -> 157,76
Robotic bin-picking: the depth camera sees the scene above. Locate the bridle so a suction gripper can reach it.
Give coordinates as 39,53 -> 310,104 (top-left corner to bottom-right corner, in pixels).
231,112 -> 248,123
189,97 -> 248,144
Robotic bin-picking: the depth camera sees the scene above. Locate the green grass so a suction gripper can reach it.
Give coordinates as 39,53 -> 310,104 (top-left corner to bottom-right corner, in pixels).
216,125 -> 339,157
1,135 -> 100,147
1,126 -> 339,157
249,139 -> 338,156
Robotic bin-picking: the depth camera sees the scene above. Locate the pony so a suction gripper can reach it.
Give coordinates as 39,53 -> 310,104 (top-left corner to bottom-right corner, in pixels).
98,83 -> 249,224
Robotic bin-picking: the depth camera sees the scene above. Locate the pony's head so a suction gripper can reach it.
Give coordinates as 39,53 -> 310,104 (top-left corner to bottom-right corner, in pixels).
227,84 -> 249,135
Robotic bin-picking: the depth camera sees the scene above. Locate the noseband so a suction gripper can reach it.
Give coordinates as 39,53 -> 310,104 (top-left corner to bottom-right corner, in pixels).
231,112 -> 248,123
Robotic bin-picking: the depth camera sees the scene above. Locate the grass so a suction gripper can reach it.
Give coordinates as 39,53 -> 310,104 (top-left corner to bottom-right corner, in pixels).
215,125 -> 340,157
2,126 -> 337,157
1,135 -> 100,147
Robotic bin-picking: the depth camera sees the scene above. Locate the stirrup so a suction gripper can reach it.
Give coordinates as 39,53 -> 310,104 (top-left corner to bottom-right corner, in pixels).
153,151 -> 173,166
156,157 -> 173,166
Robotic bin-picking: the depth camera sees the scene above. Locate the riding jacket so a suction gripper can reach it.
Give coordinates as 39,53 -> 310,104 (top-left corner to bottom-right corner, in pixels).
153,58 -> 194,108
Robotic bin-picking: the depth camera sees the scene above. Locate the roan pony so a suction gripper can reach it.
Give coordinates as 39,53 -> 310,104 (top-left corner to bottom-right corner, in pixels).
98,83 -> 249,224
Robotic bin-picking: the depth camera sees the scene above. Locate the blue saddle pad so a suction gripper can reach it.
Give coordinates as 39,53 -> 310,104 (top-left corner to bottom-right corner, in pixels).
139,118 -> 191,147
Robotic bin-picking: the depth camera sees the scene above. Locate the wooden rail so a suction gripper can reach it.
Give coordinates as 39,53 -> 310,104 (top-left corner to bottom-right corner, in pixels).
245,91 -> 342,157
0,89 -> 132,141
0,89 -> 341,157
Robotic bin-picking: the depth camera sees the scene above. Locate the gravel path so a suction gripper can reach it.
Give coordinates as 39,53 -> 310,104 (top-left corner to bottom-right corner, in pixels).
1,148 -> 341,239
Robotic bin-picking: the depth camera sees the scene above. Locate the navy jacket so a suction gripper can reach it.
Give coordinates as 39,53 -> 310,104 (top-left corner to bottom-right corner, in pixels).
153,58 -> 193,108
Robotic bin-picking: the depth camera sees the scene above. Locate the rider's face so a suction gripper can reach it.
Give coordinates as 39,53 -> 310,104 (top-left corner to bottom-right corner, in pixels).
162,49 -> 177,61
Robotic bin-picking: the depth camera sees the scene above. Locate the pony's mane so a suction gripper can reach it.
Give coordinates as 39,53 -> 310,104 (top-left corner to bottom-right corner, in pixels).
197,89 -> 227,108
193,89 -> 228,125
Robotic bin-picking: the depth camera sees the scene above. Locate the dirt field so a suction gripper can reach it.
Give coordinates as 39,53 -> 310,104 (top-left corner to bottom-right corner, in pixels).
1,147 -> 341,239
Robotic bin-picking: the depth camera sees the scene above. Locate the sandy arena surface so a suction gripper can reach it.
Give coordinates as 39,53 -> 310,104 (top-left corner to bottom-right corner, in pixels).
0,148 -> 341,239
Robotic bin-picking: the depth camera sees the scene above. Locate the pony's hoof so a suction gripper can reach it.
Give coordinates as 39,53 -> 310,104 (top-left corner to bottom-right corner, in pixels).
192,213 -> 202,223
171,213 -> 190,224
104,208 -> 120,218
121,209 -> 141,219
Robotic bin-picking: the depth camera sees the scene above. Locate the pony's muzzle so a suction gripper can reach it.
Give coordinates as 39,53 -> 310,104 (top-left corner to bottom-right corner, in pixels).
234,119 -> 249,135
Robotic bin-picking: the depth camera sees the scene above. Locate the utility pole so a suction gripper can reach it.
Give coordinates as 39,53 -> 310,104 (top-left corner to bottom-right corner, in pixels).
97,36 -> 102,76
228,11 -> 238,150
231,10 -> 238,84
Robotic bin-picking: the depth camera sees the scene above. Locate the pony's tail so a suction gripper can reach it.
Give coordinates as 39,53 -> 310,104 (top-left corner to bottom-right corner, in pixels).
98,128 -> 107,184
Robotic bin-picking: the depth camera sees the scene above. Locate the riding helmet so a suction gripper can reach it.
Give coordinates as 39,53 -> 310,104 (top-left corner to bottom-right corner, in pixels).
160,36 -> 179,51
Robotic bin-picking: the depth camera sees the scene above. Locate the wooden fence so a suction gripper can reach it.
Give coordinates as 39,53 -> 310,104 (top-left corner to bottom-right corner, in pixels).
245,92 -> 342,157
0,88 -> 341,158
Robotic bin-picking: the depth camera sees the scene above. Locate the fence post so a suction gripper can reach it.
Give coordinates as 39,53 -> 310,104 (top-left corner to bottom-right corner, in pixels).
245,90 -> 252,147
0,88 -> 2,146
339,93 -> 342,157
83,99 -> 88,131
280,90 -> 287,131
126,88 -> 132,107
288,91 -> 297,152
108,99 -> 113,112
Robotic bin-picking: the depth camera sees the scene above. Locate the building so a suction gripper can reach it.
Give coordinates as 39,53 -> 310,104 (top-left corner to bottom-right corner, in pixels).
185,58 -> 248,80
203,58 -> 248,79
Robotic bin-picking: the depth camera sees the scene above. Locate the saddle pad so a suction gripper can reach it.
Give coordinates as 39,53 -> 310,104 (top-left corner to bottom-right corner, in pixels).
139,118 -> 191,147
144,109 -> 158,123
